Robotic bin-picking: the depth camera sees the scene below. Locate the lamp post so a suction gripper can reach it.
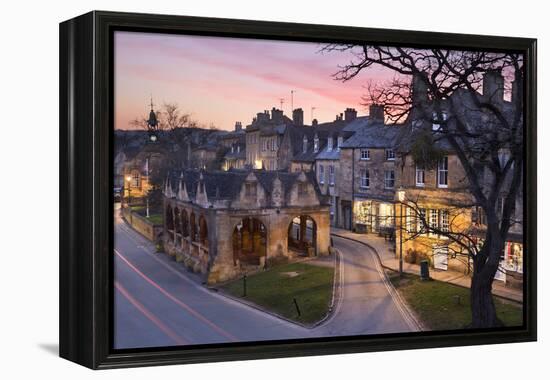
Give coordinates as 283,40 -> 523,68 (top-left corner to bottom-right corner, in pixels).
125,175 -> 132,207
397,187 -> 406,277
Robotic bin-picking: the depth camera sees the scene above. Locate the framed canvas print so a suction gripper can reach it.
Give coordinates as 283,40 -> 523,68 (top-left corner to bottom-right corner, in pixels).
59,11 -> 537,369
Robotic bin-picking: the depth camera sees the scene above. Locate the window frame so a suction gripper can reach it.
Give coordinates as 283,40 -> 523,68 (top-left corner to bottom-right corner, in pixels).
384,170 -> 395,189
360,169 -> 370,189
437,156 -> 449,188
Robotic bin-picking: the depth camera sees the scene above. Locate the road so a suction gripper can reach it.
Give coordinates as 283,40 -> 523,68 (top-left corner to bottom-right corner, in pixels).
114,208 -> 415,349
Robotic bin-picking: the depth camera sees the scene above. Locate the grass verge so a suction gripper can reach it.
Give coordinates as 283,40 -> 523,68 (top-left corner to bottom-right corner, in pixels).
387,271 -> 523,330
219,262 -> 334,325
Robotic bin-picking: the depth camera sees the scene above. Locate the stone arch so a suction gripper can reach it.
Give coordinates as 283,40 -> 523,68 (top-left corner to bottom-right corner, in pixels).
199,215 -> 208,247
181,209 -> 189,238
165,204 -> 174,241
174,207 -> 181,244
287,214 -> 317,256
232,217 -> 267,266
190,212 -> 197,242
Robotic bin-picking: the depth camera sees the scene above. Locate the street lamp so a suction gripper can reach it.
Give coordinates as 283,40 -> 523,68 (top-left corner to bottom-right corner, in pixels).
397,187 -> 406,277
125,175 -> 132,207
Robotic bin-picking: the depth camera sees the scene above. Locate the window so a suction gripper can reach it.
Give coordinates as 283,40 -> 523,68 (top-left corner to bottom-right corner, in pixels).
432,111 -> 447,131
330,196 -> 335,217
303,136 -> 308,153
298,183 -> 308,195
131,171 -> 140,187
429,209 -> 438,234
385,149 -> 395,161
245,183 -> 257,196
329,165 -> 335,186
360,149 -> 370,160
327,137 -> 333,152
337,136 -> 343,151
319,165 -> 325,184
438,156 -> 449,188
418,208 -> 427,234
314,135 -> 319,153
440,210 -> 450,233
406,207 -> 415,233
360,169 -> 370,189
379,203 -> 394,227
415,166 -> 425,187
384,170 -> 395,189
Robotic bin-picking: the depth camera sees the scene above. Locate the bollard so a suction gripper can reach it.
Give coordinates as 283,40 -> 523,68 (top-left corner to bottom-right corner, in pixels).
420,260 -> 430,280
243,274 -> 247,297
293,298 -> 301,317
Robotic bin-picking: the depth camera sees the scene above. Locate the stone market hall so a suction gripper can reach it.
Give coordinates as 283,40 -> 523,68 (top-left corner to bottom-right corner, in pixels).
162,169 -> 331,284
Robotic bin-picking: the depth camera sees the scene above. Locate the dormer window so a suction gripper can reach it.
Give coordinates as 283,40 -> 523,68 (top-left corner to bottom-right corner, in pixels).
303,135 -> 308,153
231,145 -> 234,153
313,134 -> 319,153
298,182 -> 308,195
329,165 -> 335,186
327,136 -> 333,152
337,136 -> 343,151
432,111 -> 448,131
245,182 -> 257,196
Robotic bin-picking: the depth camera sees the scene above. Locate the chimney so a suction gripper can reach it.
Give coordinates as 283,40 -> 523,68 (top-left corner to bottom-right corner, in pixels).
369,104 -> 385,122
235,121 -> 242,131
344,108 -> 357,122
292,108 -> 304,126
256,111 -> 269,123
411,72 -> 428,105
271,107 -> 284,123
483,69 -> 505,101
312,119 -> 318,126
511,71 -> 523,103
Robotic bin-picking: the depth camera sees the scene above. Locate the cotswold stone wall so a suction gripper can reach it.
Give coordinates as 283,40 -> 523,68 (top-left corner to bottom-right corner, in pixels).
122,207 -> 162,242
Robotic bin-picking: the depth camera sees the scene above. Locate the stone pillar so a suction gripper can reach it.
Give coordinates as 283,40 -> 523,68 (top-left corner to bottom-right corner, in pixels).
315,212 -> 331,256
207,215 -> 240,285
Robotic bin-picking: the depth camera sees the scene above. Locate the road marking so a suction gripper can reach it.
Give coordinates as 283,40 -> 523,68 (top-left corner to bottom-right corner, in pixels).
354,239 -> 421,332
115,281 -> 188,346
331,235 -> 421,332
316,246 -> 345,327
115,220 -> 308,332
115,249 -> 238,342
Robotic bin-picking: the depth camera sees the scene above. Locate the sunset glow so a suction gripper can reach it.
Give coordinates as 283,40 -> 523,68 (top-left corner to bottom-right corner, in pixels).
114,31 -> 393,130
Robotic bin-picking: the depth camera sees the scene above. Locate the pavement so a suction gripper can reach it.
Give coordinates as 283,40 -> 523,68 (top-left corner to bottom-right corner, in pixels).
330,228 -> 523,303
114,205 -> 417,349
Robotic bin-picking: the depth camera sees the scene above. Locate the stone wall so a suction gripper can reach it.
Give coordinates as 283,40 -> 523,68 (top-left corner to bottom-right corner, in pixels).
122,207 -> 163,242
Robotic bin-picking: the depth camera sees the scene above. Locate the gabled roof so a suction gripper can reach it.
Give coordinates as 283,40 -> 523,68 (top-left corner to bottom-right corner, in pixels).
340,122 -> 402,149
166,168 -> 325,203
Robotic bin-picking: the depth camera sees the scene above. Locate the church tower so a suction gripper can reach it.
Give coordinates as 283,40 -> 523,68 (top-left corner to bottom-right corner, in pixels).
147,95 -> 159,143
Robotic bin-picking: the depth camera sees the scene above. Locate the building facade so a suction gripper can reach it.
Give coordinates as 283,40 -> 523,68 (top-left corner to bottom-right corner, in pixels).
162,169 -> 331,284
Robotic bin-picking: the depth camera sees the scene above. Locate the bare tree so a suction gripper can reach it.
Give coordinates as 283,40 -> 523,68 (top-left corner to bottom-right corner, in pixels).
322,45 -> 524,328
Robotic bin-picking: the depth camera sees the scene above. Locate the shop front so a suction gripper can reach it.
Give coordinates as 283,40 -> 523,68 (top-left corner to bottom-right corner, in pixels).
353,199 -> 395,235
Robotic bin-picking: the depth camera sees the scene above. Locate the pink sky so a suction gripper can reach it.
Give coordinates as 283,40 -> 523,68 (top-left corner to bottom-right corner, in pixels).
114,31 -> 393,131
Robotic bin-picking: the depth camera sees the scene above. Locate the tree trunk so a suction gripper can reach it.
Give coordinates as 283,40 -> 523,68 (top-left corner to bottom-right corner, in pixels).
470,270 -> 501,328
470,233 -> 504,328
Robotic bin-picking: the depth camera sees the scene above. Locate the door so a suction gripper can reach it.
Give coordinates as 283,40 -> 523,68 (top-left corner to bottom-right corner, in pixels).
343,206 -> 351,230
433,246 -> 448,271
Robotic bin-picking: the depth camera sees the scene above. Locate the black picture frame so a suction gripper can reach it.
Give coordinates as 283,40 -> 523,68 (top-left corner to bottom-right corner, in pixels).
59,10 -> 537,369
